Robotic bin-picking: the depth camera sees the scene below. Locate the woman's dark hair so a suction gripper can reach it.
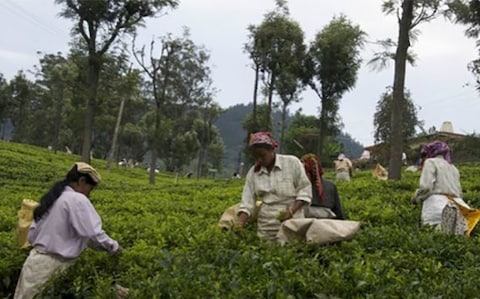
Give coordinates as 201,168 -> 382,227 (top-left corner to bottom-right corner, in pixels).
33,165 -> 97,221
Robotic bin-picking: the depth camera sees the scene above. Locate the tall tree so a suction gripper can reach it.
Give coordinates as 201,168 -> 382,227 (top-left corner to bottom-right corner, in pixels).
249,1 -> 301,131
56,0 -> 179,162
195,100 -> 223,178
382,0 -> 440,179
33,52 -> 77,152
65,42 -> 140,157
133,33 -> 180,183
8,72 -> 38,143
304,15 -> 365,158
447,0 -> 480,91
0,74 -> 11,140
373,87 -> 423,144
272,18 -> 306,153
244,25 -> 261,131
133,30 -> 214,182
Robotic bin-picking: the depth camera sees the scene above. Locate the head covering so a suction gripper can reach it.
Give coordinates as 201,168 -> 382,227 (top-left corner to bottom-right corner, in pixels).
249,132 -> 278,148
338,153 -> 346,160
420,141 -> 452,163
74,162 -> 102,183
301,153 -> 325,201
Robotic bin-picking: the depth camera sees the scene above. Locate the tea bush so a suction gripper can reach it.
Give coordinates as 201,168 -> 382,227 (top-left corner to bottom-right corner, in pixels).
1,141 -> 480,298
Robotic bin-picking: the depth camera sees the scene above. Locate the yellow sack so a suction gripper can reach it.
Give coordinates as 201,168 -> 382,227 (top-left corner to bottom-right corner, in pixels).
17,199 -> 39,249
447,197 -> 480,236
218,201 -> 262,230
373,163 -> 388,180
462,208 -> 480,236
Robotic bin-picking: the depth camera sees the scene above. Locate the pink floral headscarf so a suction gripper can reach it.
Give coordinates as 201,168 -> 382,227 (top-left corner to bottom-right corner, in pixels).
249,132 -> 278,148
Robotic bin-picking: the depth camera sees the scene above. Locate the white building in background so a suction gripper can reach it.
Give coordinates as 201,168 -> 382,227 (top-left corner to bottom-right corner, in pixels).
439,121 -> 454,133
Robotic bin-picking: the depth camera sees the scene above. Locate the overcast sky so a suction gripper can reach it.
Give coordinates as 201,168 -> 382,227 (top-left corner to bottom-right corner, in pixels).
0,0 -> 478,147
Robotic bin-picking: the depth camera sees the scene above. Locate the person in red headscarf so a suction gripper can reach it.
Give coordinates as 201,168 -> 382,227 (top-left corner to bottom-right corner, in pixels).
301,154 -> 345,220
236,132 -> 312,241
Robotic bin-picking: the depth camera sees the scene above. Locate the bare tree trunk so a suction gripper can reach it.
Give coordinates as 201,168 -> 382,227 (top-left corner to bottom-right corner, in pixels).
266,73 -> 275,131
196,149 -> 203,178
252,63 -> 259,131
149,52 -> 172,184
81,56 -> 100,163
388,0 -> 414,180
279,99 -> 287,154
106,96 -> 126,171
317,97 -> 328,158
53,85 -> 64,154
149,104 -> 161,184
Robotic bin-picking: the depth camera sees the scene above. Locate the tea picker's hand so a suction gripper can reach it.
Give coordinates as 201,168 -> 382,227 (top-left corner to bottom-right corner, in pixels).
277,207 -> 294,221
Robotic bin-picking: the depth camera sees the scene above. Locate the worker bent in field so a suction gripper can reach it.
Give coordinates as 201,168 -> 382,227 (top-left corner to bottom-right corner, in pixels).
333,153 -> 353,182
237,132 -> 312,241
412,140 -> 480,235
14,163 -> 123,299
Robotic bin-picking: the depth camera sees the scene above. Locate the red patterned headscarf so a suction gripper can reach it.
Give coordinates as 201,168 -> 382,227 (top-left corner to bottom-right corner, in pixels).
421,141 -> 452,164
249,132 -> 278,148
301,153 -> 325,201
249,132 -> 278,173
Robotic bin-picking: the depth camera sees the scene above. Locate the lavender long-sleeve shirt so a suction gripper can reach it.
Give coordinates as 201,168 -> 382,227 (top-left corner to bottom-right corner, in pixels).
28,186 -> 119,259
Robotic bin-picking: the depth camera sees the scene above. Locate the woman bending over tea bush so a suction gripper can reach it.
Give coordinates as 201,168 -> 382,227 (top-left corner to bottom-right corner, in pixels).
236,132 -> 312,241
14,162 -> 123,299
412,141 -> 480,235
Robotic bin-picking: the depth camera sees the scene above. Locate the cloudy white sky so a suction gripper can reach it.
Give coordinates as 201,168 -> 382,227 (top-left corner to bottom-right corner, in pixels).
0,0 -> 478,146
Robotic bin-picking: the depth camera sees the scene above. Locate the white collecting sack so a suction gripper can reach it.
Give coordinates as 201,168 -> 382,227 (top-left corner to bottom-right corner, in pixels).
276,218 -> 361,245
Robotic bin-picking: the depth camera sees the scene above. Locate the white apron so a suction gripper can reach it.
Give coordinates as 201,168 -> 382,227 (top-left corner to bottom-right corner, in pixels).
14,248 -> 75,299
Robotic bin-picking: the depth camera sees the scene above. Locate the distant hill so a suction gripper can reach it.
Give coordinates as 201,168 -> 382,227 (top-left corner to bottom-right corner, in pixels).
215,103 -> 364,169
335,132 -> 364,160
214,104 -> 250,171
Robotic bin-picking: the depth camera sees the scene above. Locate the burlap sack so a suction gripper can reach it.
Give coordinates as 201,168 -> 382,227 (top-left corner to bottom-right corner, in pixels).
276,218 -> 361,245
218,201 -> 262,230
373,163 -> 388,180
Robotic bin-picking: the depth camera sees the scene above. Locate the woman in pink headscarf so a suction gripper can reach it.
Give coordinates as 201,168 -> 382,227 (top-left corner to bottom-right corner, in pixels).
236,132 -> 312,241
412,141 -> 471,231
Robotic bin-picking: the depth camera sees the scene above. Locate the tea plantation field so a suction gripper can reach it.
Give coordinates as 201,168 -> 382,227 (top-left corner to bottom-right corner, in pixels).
1,141 -> 480,298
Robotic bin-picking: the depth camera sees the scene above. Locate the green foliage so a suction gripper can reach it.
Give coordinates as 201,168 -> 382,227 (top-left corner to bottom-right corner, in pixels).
246,3 -> 307,132
7,72 -> 38,144
283,113 -> 362,164
283,113 -> 320,156
447,0 -> 480,91
2,141 -> 480,298
373,86 -> 422,144
305,14 -> 365,157
56,0 -> 180,161
133,29 -> 221,177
